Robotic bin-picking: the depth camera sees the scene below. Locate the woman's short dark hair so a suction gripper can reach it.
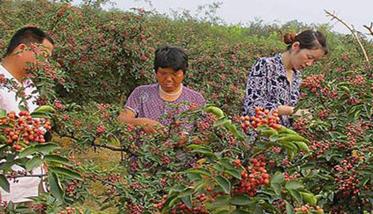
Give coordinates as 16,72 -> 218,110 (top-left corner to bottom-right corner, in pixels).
153,46 -> 188,73
283,30 -> 328,55
4,26 -> 54,57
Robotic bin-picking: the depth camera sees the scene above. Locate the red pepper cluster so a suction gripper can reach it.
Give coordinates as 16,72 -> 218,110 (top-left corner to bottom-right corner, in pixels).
240,107 -> 281,132
235,157 -> 270,197
0,111 -> 51,151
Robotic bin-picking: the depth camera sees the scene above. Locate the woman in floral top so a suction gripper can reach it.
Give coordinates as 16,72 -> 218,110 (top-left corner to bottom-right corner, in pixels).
242,30 -> 328,127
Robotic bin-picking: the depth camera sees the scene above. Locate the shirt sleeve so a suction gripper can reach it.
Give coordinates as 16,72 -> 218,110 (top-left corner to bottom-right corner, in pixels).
195,93 -> 206,106
242,59 -> 278,116
124,87 -> 141,116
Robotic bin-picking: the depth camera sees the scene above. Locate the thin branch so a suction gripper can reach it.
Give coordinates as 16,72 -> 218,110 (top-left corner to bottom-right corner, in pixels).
91,142 -> 126,152
363,22 -> 373,37
57,131 -> 137,156
7,174 -> 47,179
325,10 -> 370,64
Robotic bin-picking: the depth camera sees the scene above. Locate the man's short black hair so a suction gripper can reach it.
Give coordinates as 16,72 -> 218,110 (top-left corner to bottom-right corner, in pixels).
4,26 -> 54,57
153,46 -> 188,73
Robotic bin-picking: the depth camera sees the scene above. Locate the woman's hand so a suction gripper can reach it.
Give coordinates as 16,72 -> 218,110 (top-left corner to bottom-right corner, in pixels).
142,119 -> 165,134
277,105 -> 295,115
293,108 -> 313,120
118,108 -> 165,134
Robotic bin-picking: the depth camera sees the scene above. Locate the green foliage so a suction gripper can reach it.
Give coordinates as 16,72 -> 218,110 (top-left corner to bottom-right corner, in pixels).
0,0 -> 371,213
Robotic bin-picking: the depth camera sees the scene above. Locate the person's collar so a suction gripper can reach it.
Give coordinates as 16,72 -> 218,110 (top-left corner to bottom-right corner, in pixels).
158,84 -> 183,101
0,63 -> 17,82
159,84 -> 183,96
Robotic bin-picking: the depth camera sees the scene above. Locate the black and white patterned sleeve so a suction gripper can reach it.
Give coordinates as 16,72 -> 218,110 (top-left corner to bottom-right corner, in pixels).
242,59 -> 277,116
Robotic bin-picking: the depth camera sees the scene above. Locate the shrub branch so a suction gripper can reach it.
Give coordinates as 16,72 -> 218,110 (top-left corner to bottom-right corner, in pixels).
325,10 -> 370,64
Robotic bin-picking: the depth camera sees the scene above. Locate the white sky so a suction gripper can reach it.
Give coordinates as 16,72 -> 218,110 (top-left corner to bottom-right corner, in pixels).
75,0 -> 373,35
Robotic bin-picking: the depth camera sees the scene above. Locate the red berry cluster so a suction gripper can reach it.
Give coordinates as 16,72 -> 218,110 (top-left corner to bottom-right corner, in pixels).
309,140 -> 330,158
154,195 -> 168,210
335,173 -> 360,197
155,194 -> 208,214
301,74 -> 324,93
349,74 -> 365,86
320,87 -> 338,99
97,103 -> 111,120
347,97 -> 361,105
31,203 -> 46,213
317,109 -> 330,120
170,202 -> 208,214
0,111 -> 51,151
271,146 -> 282,154
292,118 -> 308,135
57,207 -> 78,214
196,113 -> 216,131
161,155 -> 171,165
54,99 -> 64,110
240,107 -> 281,132
334,157 -> 359,173
344,122 -> 366,147
284,172 -> 300,181
334,157 -> 362,197
272,199 -> 286,211
235,157 -> 270,197
126,202 -> 144,214
65,180 -> 82,197
294,205 -> 324,214
96,124 -> 106,135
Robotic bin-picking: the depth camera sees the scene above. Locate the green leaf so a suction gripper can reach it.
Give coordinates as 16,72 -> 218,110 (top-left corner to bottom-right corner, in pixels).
34,143 -> 60,154
224,168 -> 241,180
48,172 -> 64,202
44,155 -> 72,166
270,172 -> 284,195
214,118 -> 231,127
215,175 -> 231,194
191,148 -> 217,158
181,194 -> 192,209
187,144 -> 210,150
230,195 -> 251,205
0,174 -> 10,192
25,156 -> 42,171
288,189 -> 302,203
18,145 -> 38,158
0,109 -> 6,118
300,191 -> 317,205
49,166 -> 82,180
285,181 -> 304,191
285,200 -> 294,214
206,195 -> 231,211
100,202 -> 114,211
186,168 -> 212,177
0,135 -> 7,143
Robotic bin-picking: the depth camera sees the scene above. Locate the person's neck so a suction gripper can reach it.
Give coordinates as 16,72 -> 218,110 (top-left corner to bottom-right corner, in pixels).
159,84 -> 183,102
1,57 -> 25,82
281,52 -> 293,72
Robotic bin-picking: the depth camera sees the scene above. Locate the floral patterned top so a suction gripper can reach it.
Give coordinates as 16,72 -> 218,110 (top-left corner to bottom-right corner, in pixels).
242,54 -> 302,127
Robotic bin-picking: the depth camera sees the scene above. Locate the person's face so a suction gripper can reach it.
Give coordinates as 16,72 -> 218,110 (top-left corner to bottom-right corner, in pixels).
155,67 -> 185,92
16,39 -> 54,66
289,42 -> 325,70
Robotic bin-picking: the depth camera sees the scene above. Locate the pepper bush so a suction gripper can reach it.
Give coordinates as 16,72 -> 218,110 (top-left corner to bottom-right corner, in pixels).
0,0 -> 372,213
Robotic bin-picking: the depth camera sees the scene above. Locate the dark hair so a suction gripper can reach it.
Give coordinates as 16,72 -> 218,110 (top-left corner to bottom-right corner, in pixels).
153,46 -> 188,73
4,26 -> 54,57
283,30 -> 328,54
